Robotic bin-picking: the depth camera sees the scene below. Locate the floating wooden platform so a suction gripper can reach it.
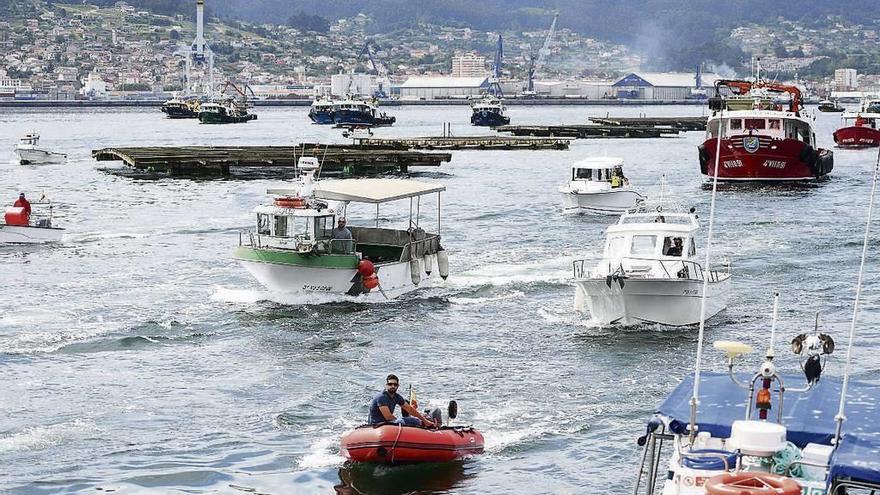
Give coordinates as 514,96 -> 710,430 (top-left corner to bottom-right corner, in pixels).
91,145 -> 450,177
495,125 -> 680,139
588,116 -> 707,131
354,135 -> 570,150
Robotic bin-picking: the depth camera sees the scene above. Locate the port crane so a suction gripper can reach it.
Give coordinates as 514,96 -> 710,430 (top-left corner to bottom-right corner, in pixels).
487,35 -> 503,97
524,12 -> 558,96
358,40 -> 391,98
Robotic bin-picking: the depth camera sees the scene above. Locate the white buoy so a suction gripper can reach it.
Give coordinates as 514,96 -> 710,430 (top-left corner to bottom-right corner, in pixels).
409,258 -> 421,285
437,250 -> 449,280
424,253 -> 435,275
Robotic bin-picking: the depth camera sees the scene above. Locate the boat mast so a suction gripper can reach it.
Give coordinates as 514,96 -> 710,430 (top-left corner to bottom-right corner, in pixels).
833,147 -> 880,445
688,104 -> 725,443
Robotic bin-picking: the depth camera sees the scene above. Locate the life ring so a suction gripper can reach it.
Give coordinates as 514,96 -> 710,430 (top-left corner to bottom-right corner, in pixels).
275,197 -> 306,208
705,473 -> 801,495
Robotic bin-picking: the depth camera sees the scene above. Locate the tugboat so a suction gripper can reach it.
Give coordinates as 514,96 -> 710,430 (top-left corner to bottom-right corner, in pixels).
333,96 -> 395,126
308,96 -> 336,124
698,79 -> 833,181
572,208 -> 731,326
13,131 -> 67,165
833,97 -> 880,148
233,158 -> 447,299
470,96 -> 510,126
817,99 -> 844,112
160,97 -> 200,119
198,98 -> 257,124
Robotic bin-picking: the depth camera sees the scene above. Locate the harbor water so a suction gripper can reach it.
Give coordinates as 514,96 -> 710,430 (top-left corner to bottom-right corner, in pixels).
1,105 -> 879,494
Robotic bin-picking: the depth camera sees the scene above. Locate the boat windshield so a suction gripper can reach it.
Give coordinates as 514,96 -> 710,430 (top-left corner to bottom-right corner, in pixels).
274,215 -> 311,238
631,235 -> 657,256
574,168 -> 592,180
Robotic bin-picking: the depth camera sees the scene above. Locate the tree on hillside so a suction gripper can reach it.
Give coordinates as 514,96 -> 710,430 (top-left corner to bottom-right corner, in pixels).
287,11 -> 330,33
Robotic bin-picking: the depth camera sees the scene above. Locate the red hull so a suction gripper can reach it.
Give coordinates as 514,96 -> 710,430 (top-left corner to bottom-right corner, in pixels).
340,425 -> 484,464
699,135 -> 832,181
833,126 -> 880,148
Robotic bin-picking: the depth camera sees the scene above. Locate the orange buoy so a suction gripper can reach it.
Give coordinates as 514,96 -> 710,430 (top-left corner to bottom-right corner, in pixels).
363,273 -> 379,290
358,260 -> 375,277
274,197 -> 306,208
705,473 -> 802,495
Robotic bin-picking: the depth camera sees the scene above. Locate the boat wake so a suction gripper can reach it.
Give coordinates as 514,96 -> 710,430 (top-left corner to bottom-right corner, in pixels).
0,418 -> 98,453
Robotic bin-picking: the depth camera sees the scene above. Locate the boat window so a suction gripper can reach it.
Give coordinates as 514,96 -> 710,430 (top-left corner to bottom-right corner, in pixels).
315,215 -> 334,239
575,168 -> 591,180
631,235 -> 657,256
745,118 -> 766,130
729,119 -> 742,130
257,214 -> 271,235
768,119 -> 781,130
274,215 -> 288,237
662,236 -> 685,257
289,216 -> 311,238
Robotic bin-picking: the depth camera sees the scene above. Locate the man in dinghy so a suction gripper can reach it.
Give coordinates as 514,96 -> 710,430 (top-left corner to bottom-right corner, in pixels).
369,374 -> 436,428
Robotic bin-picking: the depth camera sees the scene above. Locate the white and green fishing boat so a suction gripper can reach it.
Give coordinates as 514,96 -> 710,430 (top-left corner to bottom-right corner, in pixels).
233,158 -> 448,299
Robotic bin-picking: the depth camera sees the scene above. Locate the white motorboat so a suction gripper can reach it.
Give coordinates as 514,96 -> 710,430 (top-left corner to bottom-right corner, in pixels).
572,209 -> 730,326
233,159 -> 448,299
14,132 -> 67,165
1,202 -> 63,244
558,157 -> 645,214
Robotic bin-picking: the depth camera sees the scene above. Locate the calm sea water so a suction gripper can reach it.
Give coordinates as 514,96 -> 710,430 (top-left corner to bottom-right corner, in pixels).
1,104 -> 879,494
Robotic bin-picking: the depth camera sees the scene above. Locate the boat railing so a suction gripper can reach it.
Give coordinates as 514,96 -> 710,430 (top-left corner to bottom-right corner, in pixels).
572,256 -> 730,282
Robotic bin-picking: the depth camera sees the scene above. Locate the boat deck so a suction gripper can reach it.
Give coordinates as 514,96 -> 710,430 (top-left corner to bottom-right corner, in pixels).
91,145 -> 450,177
588,116 -> 707,131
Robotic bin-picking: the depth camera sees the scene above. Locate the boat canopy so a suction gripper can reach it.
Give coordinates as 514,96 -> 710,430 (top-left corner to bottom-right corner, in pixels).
314,179 -> 445,204
572,157 -> 624,170
655,372 -> 880,484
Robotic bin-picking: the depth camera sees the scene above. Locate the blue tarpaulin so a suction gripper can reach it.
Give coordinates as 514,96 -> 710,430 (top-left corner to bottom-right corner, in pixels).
655,372 -> 880,484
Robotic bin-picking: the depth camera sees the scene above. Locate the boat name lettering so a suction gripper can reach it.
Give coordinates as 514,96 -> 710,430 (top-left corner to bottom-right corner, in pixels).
723,160 -> 743,168
682,289 -> 698,296
303,285 -> 333,292
764,160 -> 786,169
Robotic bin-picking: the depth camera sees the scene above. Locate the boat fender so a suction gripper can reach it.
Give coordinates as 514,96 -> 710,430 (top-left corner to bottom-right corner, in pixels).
409,258 -> 421,285
698,144 -> 709,175
363,273 -> 379,291
357,259 -> 376,277
447,400 -> 458,420
423,254 -> 434,275
437,250 -> 449,280
705,473 -> 801,495
798,145 -> 817,166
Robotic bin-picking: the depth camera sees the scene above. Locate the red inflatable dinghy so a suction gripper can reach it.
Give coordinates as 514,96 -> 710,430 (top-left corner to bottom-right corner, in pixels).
340,424 -> 484,464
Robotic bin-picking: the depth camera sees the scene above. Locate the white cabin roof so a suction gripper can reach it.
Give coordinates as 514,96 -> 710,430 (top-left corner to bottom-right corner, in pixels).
606,212 -> 698,235
572,157 -> 624,170
314,179 -> 445,204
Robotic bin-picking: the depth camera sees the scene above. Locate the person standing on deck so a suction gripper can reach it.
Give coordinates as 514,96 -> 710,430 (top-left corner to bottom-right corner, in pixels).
330,217 -> 354,253
13,193 -> 31,221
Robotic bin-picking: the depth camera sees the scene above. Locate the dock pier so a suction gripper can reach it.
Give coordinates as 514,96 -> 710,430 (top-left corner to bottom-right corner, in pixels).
587,116 -> 707,131
92,145 -> 451,177
354,135 -> 570,150
495,125 -> 680,139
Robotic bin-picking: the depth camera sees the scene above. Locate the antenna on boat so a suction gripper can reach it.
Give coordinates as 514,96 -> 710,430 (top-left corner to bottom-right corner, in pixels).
688,98 -> 725,444
768,292 -> 779,358
833,145 -> 880,446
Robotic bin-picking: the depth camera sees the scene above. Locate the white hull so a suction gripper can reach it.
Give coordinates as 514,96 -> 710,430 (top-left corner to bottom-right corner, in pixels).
560,189 -> 644,215
0,224 -> 64,244
238,257 -> 437,300
15,147 -> 67,165
574,276 -> 730,326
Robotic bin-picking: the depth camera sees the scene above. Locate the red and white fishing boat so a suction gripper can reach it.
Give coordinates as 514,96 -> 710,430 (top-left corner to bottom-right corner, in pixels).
833,97 -> 880,148
698,80 -> 833,181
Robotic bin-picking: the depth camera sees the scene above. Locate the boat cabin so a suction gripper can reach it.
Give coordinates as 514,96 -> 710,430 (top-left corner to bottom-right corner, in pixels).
19,132 -> 39,146
604,212 -> 698,261
707,112 -> 815,145
570,157 -> 627,188
334,100 -> 377,117
843,114 -> 879,129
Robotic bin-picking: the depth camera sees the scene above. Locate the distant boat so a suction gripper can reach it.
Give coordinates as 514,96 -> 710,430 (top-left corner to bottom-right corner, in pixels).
198,99 -> 257,124
308,97 -> 335,124
558,157 -> 645,215
333,96 -> 395,126
833,97 -> 880,148
161,97 -> 201,118
470,96 -> 510,127
14,131 -> 67,165
817,99 -> 844,113
1,200 -> 63,244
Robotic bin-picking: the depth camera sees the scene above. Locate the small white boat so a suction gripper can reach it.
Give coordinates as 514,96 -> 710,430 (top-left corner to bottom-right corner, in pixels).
1,203 -> 63,244
234,159 -> 447,299
13,132 -> 68,165
572,209 -> 730,326
558,157 -> 645,214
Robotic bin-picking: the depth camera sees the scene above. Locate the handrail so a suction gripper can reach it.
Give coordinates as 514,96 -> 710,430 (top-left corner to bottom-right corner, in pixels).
572,255 -> 731,282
